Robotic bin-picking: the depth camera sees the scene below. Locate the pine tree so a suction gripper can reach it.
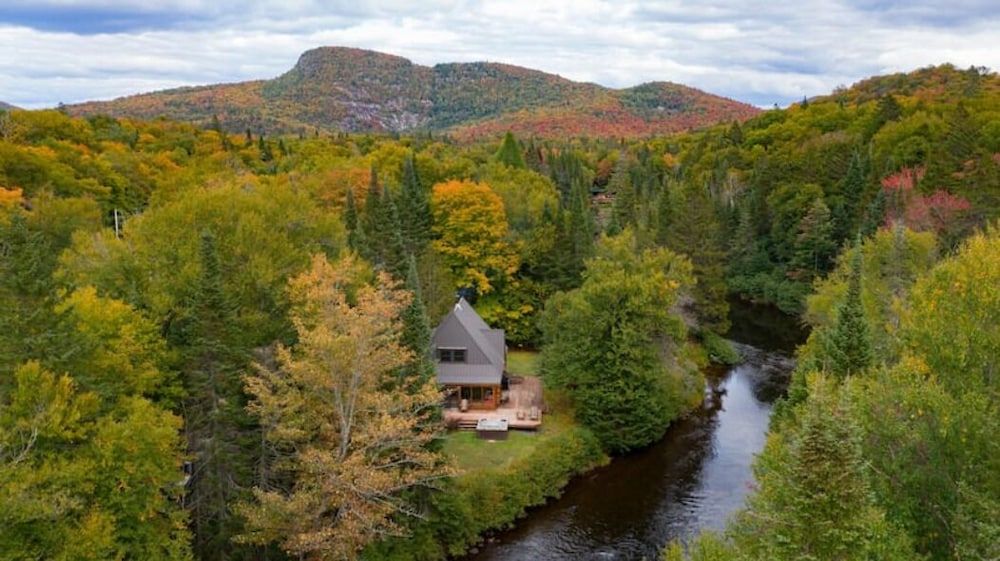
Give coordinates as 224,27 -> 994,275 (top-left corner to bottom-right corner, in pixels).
666,184 -> 730,333
654,184 -> 673,246
835,148 -> 866,240
257,136 -> 274,162
0,213 -> 57,374
860,186 -> 887,238
925,103 -> 981,191
361,165 -> 397,269
733,375 -> 914,560
608,156 -> 635,234
524,138 -> 545,173
397,153 -> 432,255
875,95 -> 902,124
399,255 -> 435,386
182,230 -> 253,560
495,131 -> 527,169
381,189 -> 408,279
727,121 -> 744,146
344,188 -> 371,259
824,243 -> 874,377
792,198 -> 836,280
363,166 -> 382,242
344,188 -> 359,237
566,181 -> 595,283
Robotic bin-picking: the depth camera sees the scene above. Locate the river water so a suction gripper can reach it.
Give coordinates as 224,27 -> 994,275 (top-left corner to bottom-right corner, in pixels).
465,303 -> 802,561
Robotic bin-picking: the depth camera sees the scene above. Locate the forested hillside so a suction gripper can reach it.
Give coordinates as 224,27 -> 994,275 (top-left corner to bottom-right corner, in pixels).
65,46 -> 759,139
652,63 -> 1000,313
1,62 -> 998,561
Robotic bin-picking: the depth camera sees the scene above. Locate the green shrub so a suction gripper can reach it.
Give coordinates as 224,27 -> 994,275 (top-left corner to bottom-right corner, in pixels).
364,426 -> 607,560
700,330 -> 741,365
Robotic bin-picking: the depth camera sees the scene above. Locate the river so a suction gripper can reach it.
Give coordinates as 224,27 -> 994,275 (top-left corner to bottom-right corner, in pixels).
464,302 -> 803,561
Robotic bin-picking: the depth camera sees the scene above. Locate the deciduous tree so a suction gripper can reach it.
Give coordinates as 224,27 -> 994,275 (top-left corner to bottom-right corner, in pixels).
430,180 -> 519,295
238,254 -> 447,560
540,230 -> 700,453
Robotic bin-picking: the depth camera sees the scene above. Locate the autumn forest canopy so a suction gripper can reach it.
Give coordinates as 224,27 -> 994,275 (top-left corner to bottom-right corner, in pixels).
1,61 -> 999,561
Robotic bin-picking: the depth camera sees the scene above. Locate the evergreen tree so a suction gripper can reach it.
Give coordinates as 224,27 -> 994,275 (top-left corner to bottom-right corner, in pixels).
733,375 -> 914,560
824,243 -> 874,377
362,165 -> 404,272
524,137 -> 545,173
548,147 -> 593,203
399,255 -> 435,386
344,188 -> 371,259
875,95 -> 902,124
381,189 -> 408,279
362,166 -> 383,241
729,195 -> 757,263
181,230 -> 253,560
536,202 -> 567,283
607,155 -> 635,234
257,136 -> 273,162
495,131 -> 527,169
0,213 -> 56,374
344,189 -> 358,232
835,148 -> 867,240
654,184 -> 673,246
727,121 -> 744,146
860,186 -> 887,238
792,198 -> 836,280
666,184 -> 730,333
344,188 -> 359,238
397,153 -> 432,255
565,181 -> 595,283
925,103 -> 981,191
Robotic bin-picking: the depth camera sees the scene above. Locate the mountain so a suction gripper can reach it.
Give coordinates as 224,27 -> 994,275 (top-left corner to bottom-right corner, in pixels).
66,47 -> 759,139
0,101 -> 18,111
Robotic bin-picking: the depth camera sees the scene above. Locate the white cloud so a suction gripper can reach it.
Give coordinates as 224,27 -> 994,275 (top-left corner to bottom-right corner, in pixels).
0,0 -> 997,109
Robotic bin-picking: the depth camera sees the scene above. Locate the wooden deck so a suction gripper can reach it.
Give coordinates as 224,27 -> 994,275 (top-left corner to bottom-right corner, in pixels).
444,375 -> 544,430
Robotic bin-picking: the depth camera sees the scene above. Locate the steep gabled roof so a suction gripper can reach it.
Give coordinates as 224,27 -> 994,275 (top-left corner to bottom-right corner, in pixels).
450,297 -> 504,367
433,297 -> 505,385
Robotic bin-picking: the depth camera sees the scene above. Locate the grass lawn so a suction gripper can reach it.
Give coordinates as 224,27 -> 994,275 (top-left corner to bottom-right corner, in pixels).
506,349 -> 540,376
441,430 -> 542,472
441,386 -> 577,473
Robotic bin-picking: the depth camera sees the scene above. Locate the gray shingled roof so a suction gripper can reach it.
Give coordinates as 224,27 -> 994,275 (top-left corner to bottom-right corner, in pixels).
436,363 -> 501,385
433,298 -> 505,385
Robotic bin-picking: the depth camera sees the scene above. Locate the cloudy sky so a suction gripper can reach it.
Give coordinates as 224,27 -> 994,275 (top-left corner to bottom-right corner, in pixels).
0,0 -> 997,109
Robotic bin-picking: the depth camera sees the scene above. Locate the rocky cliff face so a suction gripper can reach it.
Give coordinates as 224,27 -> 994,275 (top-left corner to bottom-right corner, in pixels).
67,46 -> 760,138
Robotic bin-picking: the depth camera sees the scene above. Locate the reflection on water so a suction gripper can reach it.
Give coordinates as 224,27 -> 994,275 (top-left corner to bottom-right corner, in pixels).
464,344 -> 795,561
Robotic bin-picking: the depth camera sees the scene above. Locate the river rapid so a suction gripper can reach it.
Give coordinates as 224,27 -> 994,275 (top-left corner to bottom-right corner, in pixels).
464,302 -> 803,561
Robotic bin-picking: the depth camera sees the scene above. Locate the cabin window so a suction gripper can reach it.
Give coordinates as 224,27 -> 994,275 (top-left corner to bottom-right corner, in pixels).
438,348 -> 467,363
460,386 -> 483,401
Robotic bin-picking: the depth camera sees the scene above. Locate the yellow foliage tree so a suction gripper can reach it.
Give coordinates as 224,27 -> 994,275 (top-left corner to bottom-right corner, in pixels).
430,180 -> 519,294
238,254 -> 447,561
0,187 -> 21,210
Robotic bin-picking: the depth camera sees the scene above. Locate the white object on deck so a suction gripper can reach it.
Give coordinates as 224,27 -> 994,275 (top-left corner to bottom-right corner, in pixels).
476,418 -> 509,431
